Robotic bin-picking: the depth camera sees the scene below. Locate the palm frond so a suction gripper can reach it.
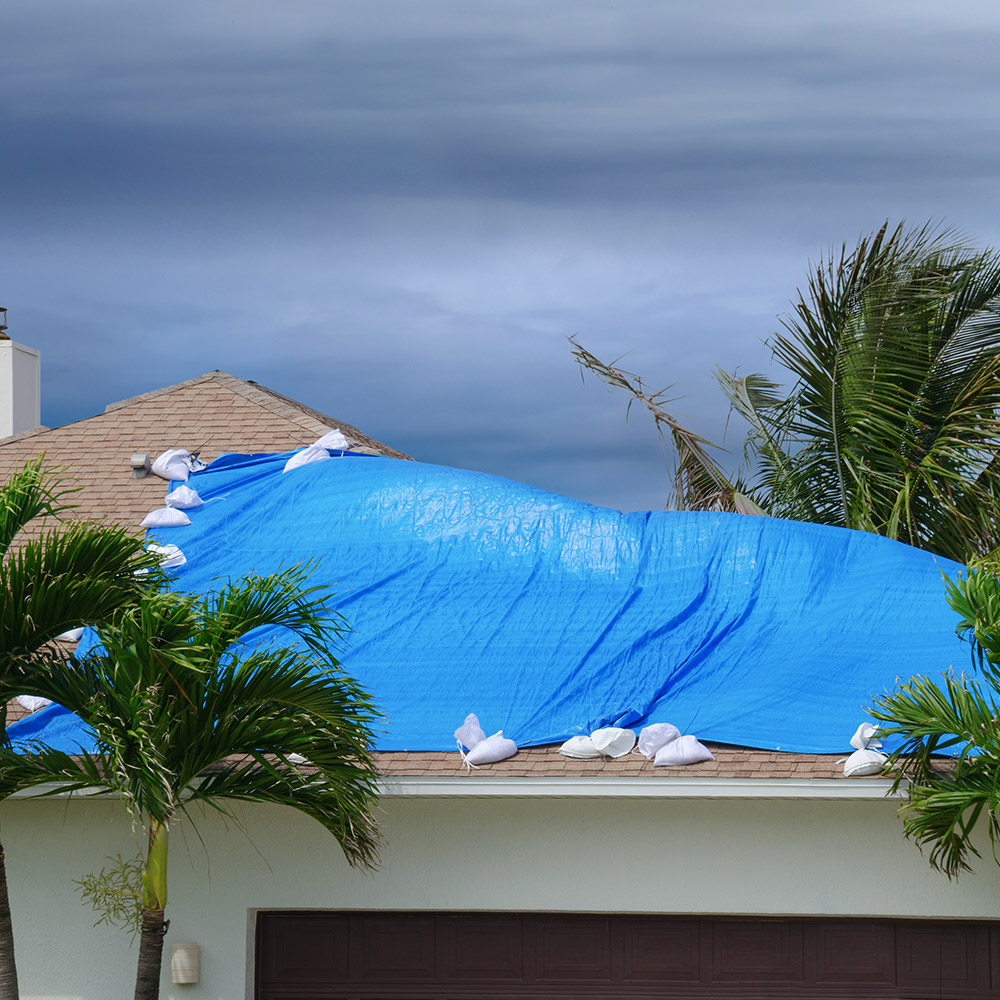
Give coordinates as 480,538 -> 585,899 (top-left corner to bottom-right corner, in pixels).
0,523 -> 159,671
46,573 -> 383,872
773,221 -> 1000,556
196,565 -> 350,660
569,337 -> 763,513
873,566 -> 1000,876
0,457 -> 76,557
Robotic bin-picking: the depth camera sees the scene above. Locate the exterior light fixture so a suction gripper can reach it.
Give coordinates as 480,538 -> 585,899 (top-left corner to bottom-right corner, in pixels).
170,942 -> 200,984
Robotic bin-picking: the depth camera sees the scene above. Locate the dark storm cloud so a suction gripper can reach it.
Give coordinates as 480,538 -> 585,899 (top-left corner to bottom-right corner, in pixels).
5,0 -> 1000,509
7,1 -> 1000,212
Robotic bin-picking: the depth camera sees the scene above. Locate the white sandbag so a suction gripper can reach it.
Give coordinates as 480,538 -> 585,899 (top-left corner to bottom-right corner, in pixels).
55,627 -> 85,642
455,713 -> 487,751
637,723 -> 681,759
850,722 -> 882,751
653,734 -> 715,766
559,735 -> 603,759
151,449 -> 206,482
843,748 -> 887,777
591,727 -> 636,758
140,507 -> 191,528
313,428 -> 350,451
147,543 -> 187,569
465,731 -> 517,766
164,485 -> 203,509
16,695 -> 50,713
282,446 -> 331,474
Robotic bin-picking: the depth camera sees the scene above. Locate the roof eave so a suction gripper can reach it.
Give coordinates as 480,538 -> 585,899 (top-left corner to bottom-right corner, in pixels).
377,775 -> 900,800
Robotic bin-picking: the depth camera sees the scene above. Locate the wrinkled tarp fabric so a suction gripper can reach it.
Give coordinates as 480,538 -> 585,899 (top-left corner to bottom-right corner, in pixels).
10,451 -> 968,754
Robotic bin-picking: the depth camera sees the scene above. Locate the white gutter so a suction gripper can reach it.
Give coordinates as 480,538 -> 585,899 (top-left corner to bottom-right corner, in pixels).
10,776 -> 900,801
377,775 -> 901,800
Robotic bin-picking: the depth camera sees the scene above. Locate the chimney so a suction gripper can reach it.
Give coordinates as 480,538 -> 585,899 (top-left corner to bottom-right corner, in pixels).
0,309 -> 41,438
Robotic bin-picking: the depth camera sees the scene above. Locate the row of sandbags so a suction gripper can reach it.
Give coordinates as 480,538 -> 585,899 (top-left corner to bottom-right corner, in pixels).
138,431 -> 352,529
454,713 -> 890,777
559,723 -> 715,766
453,715 -> 715,769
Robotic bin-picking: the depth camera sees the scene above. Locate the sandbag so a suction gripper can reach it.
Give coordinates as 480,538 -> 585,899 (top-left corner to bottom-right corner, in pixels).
637,722 -> 681,759
653,734 -> 715,766
151,449 -> 206,482
850,722 -> 882,751
141,507 -> 192,528
455,713 -> 486,752
465,731 -> 517,766
282,446 -> 332,474
313,428 -> 350,451
843,748 -> 887,777
591,727 -> 636,758
15,695 -> 50,713
165,485 -> 203,509
147,543 -> 187,569
559,735 -> 603,759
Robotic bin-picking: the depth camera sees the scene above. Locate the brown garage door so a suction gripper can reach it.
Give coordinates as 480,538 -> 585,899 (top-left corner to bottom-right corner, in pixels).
256,911 -> 1000,999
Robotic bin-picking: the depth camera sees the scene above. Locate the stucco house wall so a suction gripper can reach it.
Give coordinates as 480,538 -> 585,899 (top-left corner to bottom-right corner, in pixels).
6,785 -> 1000,1000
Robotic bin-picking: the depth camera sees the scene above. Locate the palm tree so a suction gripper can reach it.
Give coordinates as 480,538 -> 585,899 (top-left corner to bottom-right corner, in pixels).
574,221 -> 1000,561
0,458 -> 157,1000
27,567 -> 382,1000
871,564 -> 1000,876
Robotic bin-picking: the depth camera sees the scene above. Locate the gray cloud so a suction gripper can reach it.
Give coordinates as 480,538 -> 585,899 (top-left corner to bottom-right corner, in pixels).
4,0 -> 1000,509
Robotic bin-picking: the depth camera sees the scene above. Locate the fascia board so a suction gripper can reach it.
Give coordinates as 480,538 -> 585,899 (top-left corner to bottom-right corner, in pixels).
377,776 -> 900,800
9,776 -> 900,801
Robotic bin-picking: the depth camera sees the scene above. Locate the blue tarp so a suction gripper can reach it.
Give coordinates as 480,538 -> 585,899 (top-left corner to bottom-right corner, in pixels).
9,450 -> 969,754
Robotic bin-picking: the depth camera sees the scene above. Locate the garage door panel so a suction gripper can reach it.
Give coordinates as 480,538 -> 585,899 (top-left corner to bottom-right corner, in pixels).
814,921 -> 894,985
993,925 -> 1000,992
535,916 -> 613,982
621,917 -> 701,984
356,915 -> 437,981
710,920 -> 804,984
440,915 -> 524,980
256,912 -> 351,985
256,912 -> 1000,999
896,924 -> 990,996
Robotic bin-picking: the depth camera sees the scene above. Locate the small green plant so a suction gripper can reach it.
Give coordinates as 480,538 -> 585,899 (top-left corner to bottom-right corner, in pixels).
75,854 -> 145,940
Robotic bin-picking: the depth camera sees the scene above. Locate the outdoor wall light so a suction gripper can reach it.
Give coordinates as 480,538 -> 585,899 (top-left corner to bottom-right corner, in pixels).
170,942 -> 200,985
130,453 -> 151,479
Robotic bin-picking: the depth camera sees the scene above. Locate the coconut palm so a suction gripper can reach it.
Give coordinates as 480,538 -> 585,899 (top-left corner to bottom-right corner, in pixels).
872,564 -> 1000,876
27,567 -> 381,1000
574,221 -> 1000,561
0,458 -> 158,1000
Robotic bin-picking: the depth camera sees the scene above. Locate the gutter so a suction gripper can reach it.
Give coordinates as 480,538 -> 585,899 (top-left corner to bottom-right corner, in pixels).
8,776 -> 900,802
377,775 -> 901,800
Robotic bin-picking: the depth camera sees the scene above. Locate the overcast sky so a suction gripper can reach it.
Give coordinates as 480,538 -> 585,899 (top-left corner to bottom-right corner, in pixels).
5,0 -> 1000,509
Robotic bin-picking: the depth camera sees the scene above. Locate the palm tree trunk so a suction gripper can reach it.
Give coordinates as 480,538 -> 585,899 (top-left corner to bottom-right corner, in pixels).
0,839 -> 19,1000
134,819 -> 169,1000
133,908 -> 167,1000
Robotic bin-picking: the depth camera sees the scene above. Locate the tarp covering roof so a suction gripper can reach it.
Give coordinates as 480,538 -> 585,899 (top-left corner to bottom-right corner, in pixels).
10,451 -> 969,754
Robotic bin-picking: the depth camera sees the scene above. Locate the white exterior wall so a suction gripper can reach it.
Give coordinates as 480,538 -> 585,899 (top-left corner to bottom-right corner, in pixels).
4,791 -> 1000,1000
0,339 -> 41,438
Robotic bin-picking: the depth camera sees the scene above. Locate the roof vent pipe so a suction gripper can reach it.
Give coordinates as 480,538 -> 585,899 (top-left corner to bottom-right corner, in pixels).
0,311 -> 42,438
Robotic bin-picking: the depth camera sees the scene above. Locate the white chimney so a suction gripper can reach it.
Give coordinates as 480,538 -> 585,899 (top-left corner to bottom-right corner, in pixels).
0,310 -> 41,438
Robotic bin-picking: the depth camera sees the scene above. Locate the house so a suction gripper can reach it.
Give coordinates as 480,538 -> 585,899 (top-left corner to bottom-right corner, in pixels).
3,349 -> 1000,1000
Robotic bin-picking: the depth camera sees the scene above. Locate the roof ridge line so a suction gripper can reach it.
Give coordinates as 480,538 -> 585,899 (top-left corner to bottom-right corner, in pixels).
104,371 -> 240,412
